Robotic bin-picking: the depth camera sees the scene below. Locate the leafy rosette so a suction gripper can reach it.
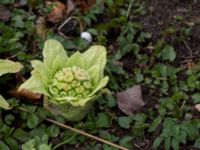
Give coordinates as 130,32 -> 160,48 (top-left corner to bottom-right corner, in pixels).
19,39 -> 109,121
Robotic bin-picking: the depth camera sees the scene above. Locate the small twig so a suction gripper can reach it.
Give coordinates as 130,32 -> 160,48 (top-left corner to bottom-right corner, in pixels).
183,40 -> 193,59
58,16 -> 83,39
180,100 -> 186,111
45,118 -> 130,150
126,0 -> 134,19
6,52 -> 23,60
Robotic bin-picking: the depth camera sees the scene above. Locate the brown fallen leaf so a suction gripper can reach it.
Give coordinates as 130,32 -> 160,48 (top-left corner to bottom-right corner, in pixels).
117,85 -> 145,115
67,0 -> 75,15
9,89 -> 42,102
75,0 -> 96,12
195,104 -> 200,112
47,1 -> 66,23
0,4 -> 11,22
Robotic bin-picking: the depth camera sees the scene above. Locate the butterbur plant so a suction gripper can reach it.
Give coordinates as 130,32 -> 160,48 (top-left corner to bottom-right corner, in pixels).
0,59 -> 23,110
19,39 -> 109,121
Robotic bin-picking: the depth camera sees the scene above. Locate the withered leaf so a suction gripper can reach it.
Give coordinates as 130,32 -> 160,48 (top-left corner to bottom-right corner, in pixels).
195,104 -> 200,112
9,89 -> 42,102
75,0 -> 96,12
47,1 -> 66,23
117,85 -> 145,115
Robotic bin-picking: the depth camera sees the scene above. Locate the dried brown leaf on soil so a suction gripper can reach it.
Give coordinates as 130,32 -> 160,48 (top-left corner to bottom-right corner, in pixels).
117,85 -> 145,115
195,104 -> 200,112
75,0 -> 96,12
47,1 -> 66,23
9,89 -> 42,102
47,0 -> 76,23
0,4 -> 11,22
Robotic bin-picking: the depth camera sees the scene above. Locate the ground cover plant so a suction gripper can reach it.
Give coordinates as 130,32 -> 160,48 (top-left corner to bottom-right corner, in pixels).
1,0 -> 200,150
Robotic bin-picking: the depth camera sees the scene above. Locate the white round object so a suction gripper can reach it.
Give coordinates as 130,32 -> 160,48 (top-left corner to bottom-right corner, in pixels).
81,32 -> 92,43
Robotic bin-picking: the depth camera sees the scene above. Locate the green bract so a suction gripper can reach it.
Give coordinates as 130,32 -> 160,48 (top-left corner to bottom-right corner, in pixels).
19,39 -> 109,121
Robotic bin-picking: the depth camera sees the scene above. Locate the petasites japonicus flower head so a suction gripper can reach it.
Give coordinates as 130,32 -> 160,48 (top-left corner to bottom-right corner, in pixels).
19,39 -> 109,107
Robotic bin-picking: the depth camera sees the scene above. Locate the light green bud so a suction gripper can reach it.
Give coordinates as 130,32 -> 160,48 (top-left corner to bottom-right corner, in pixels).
60,91 -> 68,96
77,94 -> 83,98
55,71 -> 65,81
75,85 -> 85,94
49,66 -> 93,98
68,90 -> 76,97
63,68 -> 74,82
72,66 -> 89,81
83,81 -> 92,89
63,84 -> 72,91
49,86 -> 59,96
71,80 -> 81,88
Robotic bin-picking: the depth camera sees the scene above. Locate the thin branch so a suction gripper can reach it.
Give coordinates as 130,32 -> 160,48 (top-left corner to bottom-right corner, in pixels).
183,40 -> 193,59
45,118 -> 130,150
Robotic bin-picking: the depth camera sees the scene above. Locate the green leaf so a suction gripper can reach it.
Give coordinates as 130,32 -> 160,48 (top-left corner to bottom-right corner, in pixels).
83,45 -> 106,79
87,64 -> 101,86
30,60 -> 50,85
43,39 -> 68,70
13,128 -> 30,142
19,69 -> 49,96
4,137 -> 18,150
118,116 -> 132,129
192,93 -> 200,104
22,139 -> 36,150
105,94 -> 116,108
0,141 -> 10,150
47,125 -> 60,137
194,138 -> 200,148
171,138 -> 179,150
39,144 -> 51,150
153,137 -> 163,148
148,117 -> 162,132
164,137 -> 171,150
99,130 -> 119,142
178,130 -> 187,144
89,77 -> 109,96
0,95 -> 11,110
0,59 -> 23,76
30,126 -> 46,138
161,45 -> 176,61
184,123 -> 199,140
96,113 -> 111,128
0,0 -> 15,4
132,113 -> 147,123
119,136 -> 133,148
66,52 -> 85,69
27,114 -> 39,129
5,114 -> 15,125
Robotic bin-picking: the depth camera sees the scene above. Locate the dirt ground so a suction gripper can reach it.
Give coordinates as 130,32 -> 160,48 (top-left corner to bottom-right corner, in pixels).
134,0 -> 200,149
138,0 -> 200,63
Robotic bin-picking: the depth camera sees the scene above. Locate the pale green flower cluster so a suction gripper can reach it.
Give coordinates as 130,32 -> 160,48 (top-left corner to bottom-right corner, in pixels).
49,66 -> 92,101
19,39 -> 108,121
